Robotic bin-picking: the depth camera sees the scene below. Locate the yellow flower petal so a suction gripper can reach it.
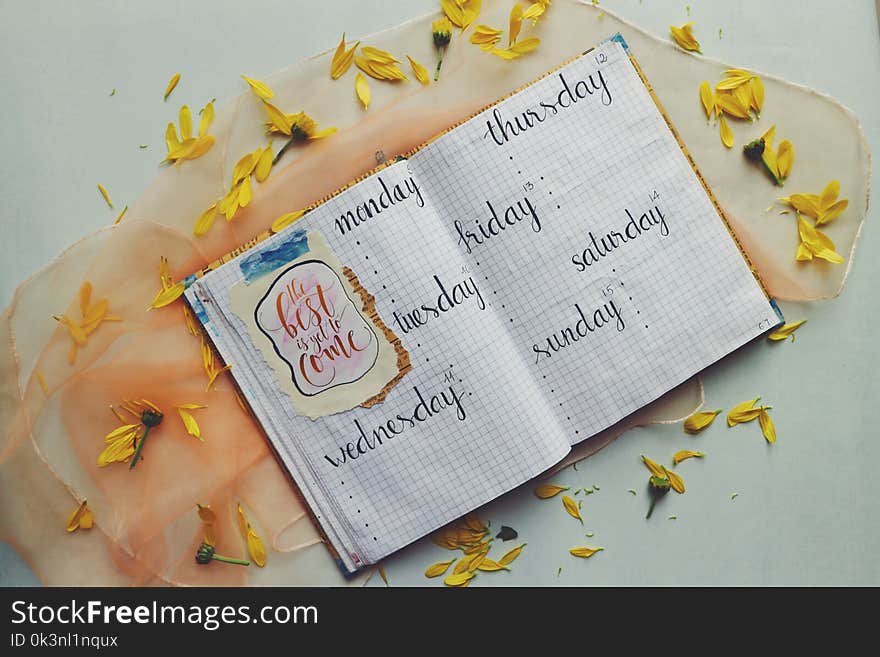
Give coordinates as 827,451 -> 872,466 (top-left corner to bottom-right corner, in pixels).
776,139 -> 793,179
97,183 -> 113,208
699,81 -> 714,121
817,199 -> 848,226
443,571 -> 475,587
198,101 -> 214,138
237,503 -> 267,567
683,409 -> 722,434
719,114 -> 734,148
523,2 -> 546,24
114,206 -> 128,224
498,543 -> 525,566
820,180 -> 840,210
78,281 -> 92,317
533,483 -> 568,499
569,546 -> 603,559
562,495 -> 582,523
165,122 -> 181,155
194,203 -> 218,237
425,559 -> 456,578
476,558 -> 509,572
179,135 -> 215,161
197,503 -> 216,525
179,105 -> 192,140
672,450 -> 705,465
510,37 -> 540,55
36,369 -> 49,396
759,409 -> 777,444
509,3 -> 523,46
177,407 -> 202,440
662,467 -> 686,494
361,46 -> 399,64
441,0 -> 465,27
355,72 -> 371,110
164,72 -> 181,101
262,100 -> 292,136
241,75 -> 274,100
715,74 -> 752,91
797,215 -> 845,263
750,76 -> 764,114
254,146 -> 273,183
237,176 -> 252,209
149,281 -> 185,309
727,397 -> 761,426
460,0 -> 482,29
470,24 -> 502,48
407,55 -> 430,85
330,35 -> 359,80
768,319 -> 807,342
271,209 -> 306,233
782,193 -> 821,218
641,454 -> 666,478
715,93 -> 751,119
670,22 -> 701,53
66,500 -> 92,532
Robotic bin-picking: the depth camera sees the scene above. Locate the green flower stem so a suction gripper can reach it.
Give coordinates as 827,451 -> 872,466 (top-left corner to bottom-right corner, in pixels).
211,554 -> 251,566
434,48 -> 445,82
128,425 -> 152,470
272,137 -> 296,166
646,495 -> 659,519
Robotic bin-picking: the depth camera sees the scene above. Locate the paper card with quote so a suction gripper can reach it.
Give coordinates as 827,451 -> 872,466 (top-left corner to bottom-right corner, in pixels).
229,230 -> 409,419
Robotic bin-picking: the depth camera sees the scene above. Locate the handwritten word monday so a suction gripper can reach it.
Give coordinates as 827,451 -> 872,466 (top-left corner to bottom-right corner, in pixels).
334,174 -> 424,236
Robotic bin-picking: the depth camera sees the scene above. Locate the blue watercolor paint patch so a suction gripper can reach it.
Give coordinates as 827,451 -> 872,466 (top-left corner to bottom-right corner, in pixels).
189,294 -> 210,325
605,33 -> 629,52
239,228 -> 310,285
769,298 -> 785,327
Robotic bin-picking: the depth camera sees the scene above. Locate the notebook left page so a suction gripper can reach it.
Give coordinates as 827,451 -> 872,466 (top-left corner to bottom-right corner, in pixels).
186,161 -> 571,571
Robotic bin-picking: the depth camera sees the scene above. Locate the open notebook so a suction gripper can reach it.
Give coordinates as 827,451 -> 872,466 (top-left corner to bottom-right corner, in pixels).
185,35 -> 781,573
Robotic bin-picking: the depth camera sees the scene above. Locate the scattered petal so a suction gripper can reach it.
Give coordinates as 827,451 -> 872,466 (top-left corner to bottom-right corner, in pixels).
533,483 -> 568,499
662,467 -> 686,494
670,22 -> 701,53
727,397 -> 761,426
443,571 -> 475,587
562,495 -> 582,523
673,450 -> 705,465
66,500 -> 93,532
355,72 -> 371,110
425,559 -> 456,578
198,101 -> 214,138
715,93 -> 751,119
193,203 -> 218,237
407,55 -> 430,85
750,76 -> 764,114
776,139 -> 794,179
476,558 -> 509,572
164,73 -> 181,100
509,3 -> 523,46
97,183 -> 113,208
177,407 -> 202,440
271,209 -> 306,233
758,409 -> 776,444
149,281 -> 185,309
699,80 -> 714,120
262,100 -> 292,136
569,546 -> 603,559
241,75 -> 274,100
684,409 -> 722,434
330,35 -> 359,80
719,114 -> 734,148
641,454 -> 665,478
114,206 -> 128,225
768,319 -> 807,342
498,543 -> 525,566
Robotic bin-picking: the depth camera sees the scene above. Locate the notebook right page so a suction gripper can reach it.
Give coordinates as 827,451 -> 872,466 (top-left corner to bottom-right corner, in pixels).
410,36 -> 779,445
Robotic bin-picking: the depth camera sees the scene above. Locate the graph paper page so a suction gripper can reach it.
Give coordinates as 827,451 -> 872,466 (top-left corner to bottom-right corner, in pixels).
410,38 -> 778,447
188,161 -> 570,570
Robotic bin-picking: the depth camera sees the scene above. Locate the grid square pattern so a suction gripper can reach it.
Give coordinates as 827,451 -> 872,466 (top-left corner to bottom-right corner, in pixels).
187,40 -> 775,571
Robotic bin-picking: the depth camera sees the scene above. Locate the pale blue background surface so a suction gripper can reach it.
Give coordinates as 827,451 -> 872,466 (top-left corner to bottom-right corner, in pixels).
1,0 -> 877,585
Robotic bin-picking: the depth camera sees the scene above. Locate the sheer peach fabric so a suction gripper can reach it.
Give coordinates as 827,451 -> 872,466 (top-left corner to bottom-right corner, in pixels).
0,0 -> 868,585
